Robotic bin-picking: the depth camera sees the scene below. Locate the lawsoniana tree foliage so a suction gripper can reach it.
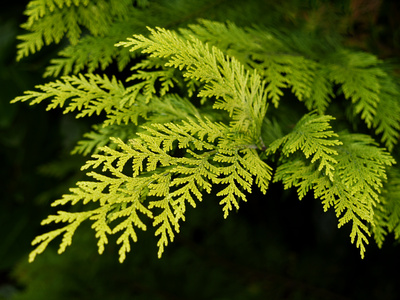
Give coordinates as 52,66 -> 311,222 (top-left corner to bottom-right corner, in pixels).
12,0 -> 400,263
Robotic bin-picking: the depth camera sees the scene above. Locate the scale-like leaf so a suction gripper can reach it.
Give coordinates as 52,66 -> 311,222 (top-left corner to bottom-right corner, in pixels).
267,112 -> 342,181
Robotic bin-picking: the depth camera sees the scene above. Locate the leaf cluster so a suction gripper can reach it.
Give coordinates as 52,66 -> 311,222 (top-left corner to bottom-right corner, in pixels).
12,0 -> 400,262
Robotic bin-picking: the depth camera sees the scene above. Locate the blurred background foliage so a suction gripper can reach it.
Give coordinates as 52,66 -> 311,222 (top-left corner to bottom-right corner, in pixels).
1,0 -> 400,299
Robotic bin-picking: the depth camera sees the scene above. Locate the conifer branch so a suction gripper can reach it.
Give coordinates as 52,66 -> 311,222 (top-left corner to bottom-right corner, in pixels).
273,133 -> 395,258
11,4 -> 400,262
267,112 -> 342,181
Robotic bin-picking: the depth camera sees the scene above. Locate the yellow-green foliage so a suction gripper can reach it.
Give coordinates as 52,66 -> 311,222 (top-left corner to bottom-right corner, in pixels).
12,0 -> 400,262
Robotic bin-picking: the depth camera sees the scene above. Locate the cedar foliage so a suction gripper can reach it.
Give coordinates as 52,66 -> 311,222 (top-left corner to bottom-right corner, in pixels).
12,0 -> 400,263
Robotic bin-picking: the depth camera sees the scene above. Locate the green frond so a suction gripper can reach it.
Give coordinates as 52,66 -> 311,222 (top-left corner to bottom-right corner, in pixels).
41,1 -> 248,77
11,72 -> 207,132
43,34 -> 135,77
273,158 -> 318,199
113,209 -> 142,263
170,167 -> 204,209
103,93 -> 203,127
373,169 -> 400,247
334,134 -> 395,199
116,26 -> 268,136
328,50 -> 386,128
90,206 -> 112,255
28,228 -> 67,263
386,206 -> 400,239
372,75 -> 400,151
370,198 -> 388,248
13,3 -> 400,262
213,147 -> 272,218
303,67 -> 333,113
258,54 -> 317,108
273,132 -> 394,258
241,148 -> 272,194
182,20 -> 326,109
38,169 -> 153,262
267,112 -> 342,181
317,133 -> 394,258
147,118 -> 224,152
170,158 -> 215,205
76,126 -> 214,257
180,19 -> 264,56
126,58 -> 177,102
71,124 -> 138,156
148,191 -> 178,258
11,73 -> 125,117
29,210 -> 93,262
38,109 -> 272,259
137,117 -> 270,223
214,149 -> 251,218
17,0 -> 133,61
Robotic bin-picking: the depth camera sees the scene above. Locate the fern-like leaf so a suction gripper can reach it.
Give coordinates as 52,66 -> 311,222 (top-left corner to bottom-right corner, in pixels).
318,134 -> 394,257
372,75 -> 400,151
372,168 -> 400,247
15,13 -> 400,263
11,73 -> 125,117
17,0 -> 133,60
328,50 -> 386,128
116,26 -> 268,137
267,112 -> 342,181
